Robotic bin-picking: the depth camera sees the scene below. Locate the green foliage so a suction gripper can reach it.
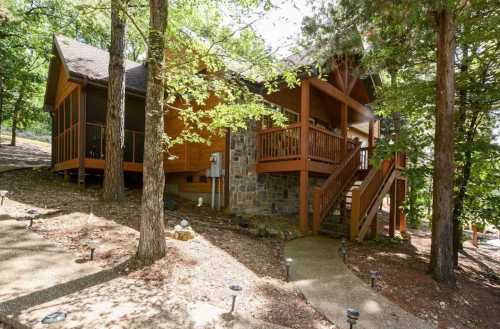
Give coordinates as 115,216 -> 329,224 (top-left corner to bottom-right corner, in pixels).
301,0 -> 500,229
121,0 -> 295,151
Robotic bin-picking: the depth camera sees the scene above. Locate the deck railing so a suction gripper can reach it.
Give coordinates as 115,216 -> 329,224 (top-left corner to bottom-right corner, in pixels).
256,123 -> 302,161
86,122 -> 144,163
257,124 -> 345,163
309,126 -> 343,164
360,147 -> 369,170
351,157 -> 396,240
312,142 -> 361,233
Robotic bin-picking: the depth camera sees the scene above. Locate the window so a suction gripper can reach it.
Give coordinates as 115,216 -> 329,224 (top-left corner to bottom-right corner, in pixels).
283,108 -> 299,123
262,100 -> 299,128
186,175 -> 193,183
199,175 -> 208,183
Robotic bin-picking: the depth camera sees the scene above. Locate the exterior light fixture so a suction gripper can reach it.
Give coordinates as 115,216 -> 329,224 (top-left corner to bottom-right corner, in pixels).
369,270 -> 381,288
0,190 -> 7,206
27,209 -> 38,228
229,284 -> 242,314
347,308 -> 360,329
84,240 -> 98,261
285,258 -> 293,282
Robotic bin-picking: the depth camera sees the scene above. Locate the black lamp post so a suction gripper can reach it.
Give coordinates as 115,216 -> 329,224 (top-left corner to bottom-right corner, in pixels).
229,284 -> 242,314
347,308 -> 360,329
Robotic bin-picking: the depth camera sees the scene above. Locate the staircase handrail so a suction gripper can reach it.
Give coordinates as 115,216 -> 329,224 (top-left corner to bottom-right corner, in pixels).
312,142 -> 361,234
350,156 -> 396,240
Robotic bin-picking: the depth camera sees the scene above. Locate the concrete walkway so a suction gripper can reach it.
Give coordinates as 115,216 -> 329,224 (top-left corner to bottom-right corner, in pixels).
285,237 -> 435,329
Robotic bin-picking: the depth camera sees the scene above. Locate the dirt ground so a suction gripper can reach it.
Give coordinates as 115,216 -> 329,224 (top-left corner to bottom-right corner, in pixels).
346,231 -> 500,329
0,168 -> 330,329
0,138 -> 50,172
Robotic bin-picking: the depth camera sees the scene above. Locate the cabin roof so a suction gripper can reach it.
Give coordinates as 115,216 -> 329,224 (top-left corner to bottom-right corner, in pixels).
44,35 -> 147,110
56,35 -> 147,93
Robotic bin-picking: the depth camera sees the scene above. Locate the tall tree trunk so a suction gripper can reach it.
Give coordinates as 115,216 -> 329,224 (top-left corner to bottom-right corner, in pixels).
429,8 -> 456,287
103,0 -> 127,201
136,0 -> 168,265
0,71 -> 3,147
452,45 -> 470,267
10,89 -> 24,146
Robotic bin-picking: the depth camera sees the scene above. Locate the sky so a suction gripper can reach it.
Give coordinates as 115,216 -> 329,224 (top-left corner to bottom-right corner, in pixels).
250,0 -> 313,57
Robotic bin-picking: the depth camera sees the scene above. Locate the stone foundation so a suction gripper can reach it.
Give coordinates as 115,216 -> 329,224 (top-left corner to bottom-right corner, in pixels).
229,123 -> 324,216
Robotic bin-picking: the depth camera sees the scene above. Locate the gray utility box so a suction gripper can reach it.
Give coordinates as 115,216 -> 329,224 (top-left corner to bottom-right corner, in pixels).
208,152 -> 223,178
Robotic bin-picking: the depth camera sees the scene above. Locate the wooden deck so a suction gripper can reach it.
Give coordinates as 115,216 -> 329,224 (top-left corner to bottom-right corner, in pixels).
255,123 -> 357,175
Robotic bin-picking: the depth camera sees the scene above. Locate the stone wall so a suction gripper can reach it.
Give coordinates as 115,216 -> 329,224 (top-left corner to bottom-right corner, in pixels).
229,122 -> 324,216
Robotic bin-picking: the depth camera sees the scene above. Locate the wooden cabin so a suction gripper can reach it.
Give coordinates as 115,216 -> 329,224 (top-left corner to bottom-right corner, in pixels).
44,35 -> 407,241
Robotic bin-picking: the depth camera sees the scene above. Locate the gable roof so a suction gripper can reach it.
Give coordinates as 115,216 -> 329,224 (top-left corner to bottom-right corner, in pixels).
56,35 -> 147,93
44,35 -> 147,110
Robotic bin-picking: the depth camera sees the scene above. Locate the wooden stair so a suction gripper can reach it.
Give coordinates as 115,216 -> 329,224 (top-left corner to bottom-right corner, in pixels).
351,158 -> 397,241
312,143 -> 361,234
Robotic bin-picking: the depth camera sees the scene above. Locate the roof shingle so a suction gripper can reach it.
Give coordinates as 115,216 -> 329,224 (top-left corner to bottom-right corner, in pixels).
55,35 -> 147,94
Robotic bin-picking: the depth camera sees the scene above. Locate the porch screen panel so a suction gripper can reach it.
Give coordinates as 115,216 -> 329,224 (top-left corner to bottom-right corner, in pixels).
71,91 -> 78,125
86,124 -> 103,159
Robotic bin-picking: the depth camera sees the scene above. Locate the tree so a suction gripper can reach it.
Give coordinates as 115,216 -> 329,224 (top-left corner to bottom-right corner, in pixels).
103,0 -> 128,201
136,0 -> 169,264
133,0 -> 293,263
429,4 -> 456,286
299,0 -> 500,286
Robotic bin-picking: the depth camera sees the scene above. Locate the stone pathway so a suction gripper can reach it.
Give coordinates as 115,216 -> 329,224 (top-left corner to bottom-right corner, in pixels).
285,237 -> 435,329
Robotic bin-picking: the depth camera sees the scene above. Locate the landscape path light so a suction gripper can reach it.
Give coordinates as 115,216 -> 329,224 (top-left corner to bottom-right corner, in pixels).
369,270 -> 381,288
284,258 -> 293,282
346,308 -> 360,329
27,209 -> 38,228
0,190 -> 7,206
83,240 -> 98,261
338,239 -> 347,264
229,284 -> 242,314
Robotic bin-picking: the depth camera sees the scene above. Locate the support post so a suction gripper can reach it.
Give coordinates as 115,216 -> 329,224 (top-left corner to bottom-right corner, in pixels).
389,181 -> 396,237
224,128 -> 230,209
341,103 -> 348,156
350,189 -> 360,240
397,179 -> 407,234
368,120 -> 374,160
299,170 -> 309,234
299,80 -> 310,234
78,84 -> 87,188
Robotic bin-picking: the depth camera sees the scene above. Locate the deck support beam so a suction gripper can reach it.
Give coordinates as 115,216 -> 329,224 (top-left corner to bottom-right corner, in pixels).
389,181 -> 397,237
299,80 -> 310,234
368,120 -> 374,160
78,84 -> 87,188
397,178 -> 407,234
